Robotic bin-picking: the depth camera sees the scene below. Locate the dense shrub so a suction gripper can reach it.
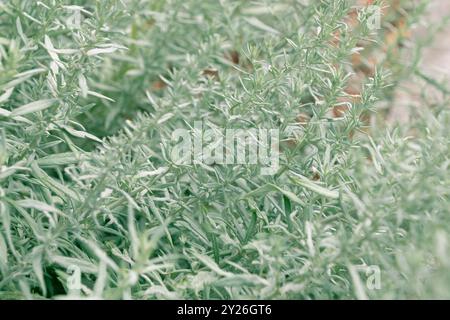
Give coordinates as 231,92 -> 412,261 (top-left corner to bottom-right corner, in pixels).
1,0 -> 448,299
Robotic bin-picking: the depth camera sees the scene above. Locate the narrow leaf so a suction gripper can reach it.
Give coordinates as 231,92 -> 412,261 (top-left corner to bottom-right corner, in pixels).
11,99 -> 57,117
289,171 -> 339,199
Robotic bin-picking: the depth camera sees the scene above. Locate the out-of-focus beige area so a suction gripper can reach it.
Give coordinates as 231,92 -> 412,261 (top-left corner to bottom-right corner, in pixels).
388,1 -> 450,124
419,1 -> 450,80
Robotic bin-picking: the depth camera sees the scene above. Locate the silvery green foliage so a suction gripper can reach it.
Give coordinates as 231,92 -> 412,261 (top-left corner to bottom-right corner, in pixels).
2,0 -> 448,300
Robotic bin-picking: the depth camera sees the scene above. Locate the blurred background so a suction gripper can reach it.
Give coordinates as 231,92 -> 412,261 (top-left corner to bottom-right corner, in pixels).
389,0 -> 450,124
